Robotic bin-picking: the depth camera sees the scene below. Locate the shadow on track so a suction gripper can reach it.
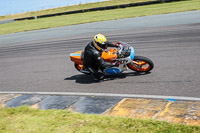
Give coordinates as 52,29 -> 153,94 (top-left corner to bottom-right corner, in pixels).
64,72 -> 150,84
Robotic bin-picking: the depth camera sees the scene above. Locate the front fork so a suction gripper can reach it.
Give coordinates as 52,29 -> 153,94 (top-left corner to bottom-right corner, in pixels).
118,60 -> 128,71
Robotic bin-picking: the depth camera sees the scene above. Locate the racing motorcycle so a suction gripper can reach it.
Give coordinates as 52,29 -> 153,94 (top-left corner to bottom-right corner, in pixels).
70,41 -> 154,75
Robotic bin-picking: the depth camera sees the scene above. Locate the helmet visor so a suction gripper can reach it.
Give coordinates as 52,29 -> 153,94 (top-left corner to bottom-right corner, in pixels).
97,42 -> 107,49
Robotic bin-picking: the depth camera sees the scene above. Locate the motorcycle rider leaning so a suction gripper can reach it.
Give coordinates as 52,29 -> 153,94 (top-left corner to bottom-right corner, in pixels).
83,34 -> 119,81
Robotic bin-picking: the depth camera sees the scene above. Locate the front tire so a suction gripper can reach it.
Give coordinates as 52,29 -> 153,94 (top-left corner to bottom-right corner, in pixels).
127,56 -> 154,73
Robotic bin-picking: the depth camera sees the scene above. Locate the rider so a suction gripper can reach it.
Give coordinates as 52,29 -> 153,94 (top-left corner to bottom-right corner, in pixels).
83,34 -> 119,81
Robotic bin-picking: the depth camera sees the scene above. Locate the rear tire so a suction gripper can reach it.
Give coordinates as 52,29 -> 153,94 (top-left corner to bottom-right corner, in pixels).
74,63 -> 90,75
127,56 -> 154,73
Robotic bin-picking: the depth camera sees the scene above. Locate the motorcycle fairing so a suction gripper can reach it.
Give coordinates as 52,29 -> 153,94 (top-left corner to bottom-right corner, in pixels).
70,51 -> 83,65
70,49 -> 118,64
130,47 -> 135,60
104,67 -> 120,74
101,48 -> 118,62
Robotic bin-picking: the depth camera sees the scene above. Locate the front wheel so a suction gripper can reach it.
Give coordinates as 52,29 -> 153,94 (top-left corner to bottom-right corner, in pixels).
127,56 -> 154,73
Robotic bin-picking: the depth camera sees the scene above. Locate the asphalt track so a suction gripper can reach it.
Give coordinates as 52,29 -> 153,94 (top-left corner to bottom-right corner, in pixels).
0,11 -> 200,99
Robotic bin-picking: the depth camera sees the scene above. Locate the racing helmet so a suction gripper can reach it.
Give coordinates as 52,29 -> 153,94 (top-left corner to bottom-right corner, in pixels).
93,34 -> 107,51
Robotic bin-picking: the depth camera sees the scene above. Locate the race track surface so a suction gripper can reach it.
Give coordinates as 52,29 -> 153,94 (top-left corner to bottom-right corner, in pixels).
0,11 -> 200,98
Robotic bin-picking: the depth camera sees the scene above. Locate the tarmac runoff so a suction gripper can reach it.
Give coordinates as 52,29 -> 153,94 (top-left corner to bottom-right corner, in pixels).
0,93 -> 200,126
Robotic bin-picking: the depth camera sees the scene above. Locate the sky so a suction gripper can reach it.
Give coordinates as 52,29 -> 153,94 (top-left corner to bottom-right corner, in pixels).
0,0 -> 107,16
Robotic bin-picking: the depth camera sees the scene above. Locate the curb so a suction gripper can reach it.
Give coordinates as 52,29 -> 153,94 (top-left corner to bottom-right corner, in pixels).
0,94 -> 199,126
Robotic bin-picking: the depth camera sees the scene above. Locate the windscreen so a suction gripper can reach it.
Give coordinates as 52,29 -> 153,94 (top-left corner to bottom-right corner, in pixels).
118,42 -> 131,58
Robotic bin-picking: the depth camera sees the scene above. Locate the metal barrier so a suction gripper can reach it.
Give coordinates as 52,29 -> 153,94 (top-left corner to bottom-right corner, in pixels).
0,19 -> 15,24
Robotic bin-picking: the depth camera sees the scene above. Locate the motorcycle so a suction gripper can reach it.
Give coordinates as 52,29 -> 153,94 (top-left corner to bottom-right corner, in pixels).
70,41 -> 154,75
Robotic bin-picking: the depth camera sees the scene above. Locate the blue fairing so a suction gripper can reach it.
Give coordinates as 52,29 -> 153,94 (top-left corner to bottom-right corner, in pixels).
105,68 -> 120,74
70,53 -> 81,56
130,47 -> 135,60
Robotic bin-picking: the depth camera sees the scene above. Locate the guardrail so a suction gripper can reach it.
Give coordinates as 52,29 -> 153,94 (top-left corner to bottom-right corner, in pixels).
0,0 -> 181,24
0,19 -> 15,24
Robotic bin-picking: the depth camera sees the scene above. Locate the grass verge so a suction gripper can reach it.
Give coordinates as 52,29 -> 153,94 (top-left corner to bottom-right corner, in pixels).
0,106 -> 199,133
0,0 -> 153,21
0,0 -> 200,35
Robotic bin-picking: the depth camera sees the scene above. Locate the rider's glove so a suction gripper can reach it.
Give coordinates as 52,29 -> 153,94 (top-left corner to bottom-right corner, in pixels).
111,42 -> 120,47
114,43 -> 119,47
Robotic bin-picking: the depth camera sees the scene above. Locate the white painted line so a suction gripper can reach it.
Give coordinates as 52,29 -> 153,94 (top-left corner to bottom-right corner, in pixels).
0,91 -> 200,101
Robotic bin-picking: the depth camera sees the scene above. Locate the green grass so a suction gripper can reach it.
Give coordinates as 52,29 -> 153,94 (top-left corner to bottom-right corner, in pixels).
0,106 -> 199,133
0,0 -> 199,35
0,0 -> 152,21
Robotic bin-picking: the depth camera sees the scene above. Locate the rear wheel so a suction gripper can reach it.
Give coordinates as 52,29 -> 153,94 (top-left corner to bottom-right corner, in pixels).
127,56 -> 154,73
74,63 -> 90,75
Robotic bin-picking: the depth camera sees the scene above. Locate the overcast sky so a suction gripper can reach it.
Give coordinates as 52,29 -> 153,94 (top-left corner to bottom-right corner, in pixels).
0,0 -> 106,16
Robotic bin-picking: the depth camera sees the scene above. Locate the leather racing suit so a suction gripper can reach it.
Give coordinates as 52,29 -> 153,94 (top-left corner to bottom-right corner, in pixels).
83,41 -> 118,80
